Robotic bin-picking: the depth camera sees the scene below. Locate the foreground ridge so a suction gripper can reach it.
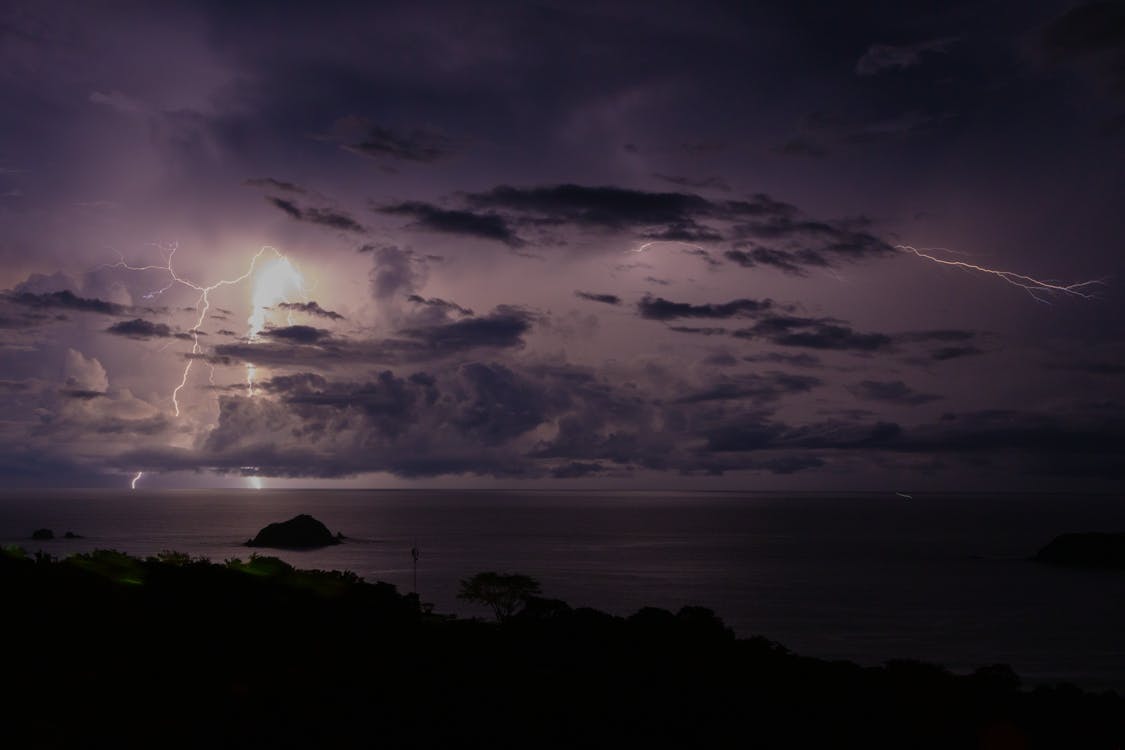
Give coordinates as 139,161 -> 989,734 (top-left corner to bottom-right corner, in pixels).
2,547 -> 1122,749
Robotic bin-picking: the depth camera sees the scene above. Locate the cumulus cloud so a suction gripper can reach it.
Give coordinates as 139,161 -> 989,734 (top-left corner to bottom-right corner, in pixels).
63,349 -> 108,395
848,379 -> 942,406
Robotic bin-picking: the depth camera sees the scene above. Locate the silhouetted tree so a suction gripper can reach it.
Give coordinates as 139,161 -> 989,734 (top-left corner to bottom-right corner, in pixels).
457,572 -> 541,621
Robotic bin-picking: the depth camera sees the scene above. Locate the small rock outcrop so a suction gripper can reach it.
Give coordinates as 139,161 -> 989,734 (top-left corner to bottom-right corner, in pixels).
1034,533 -> 1125,569
31,528 -> 54,540
247,514 -> 342,549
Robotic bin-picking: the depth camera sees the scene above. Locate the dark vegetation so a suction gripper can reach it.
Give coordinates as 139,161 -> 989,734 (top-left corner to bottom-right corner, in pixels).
1,546 -> 1122,749
29,528 -> 82,540
1035,533 -> 1125,569
246,513 -> 342,549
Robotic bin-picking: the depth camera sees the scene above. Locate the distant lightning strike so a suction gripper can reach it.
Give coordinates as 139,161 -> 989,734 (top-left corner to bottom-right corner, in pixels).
110,243 -> 284,415
893,245 -> 1105,303
110,243 -> 306,490
634,240 -> 705,254
131,471 -> 142,490
631,240 -> 1105,303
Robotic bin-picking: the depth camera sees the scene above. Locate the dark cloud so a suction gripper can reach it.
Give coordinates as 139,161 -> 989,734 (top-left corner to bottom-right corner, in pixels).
675,372 -> 822,404
300,207 -> 366,233
276,301 -> 344,320
742,352 -> 823,369
550,461 -> 607,478
467,183 -> 721,229
59,389 -> 106,400
259,325 -> 332,344
5,290 -> 128,316
575,291 -> 622,306
265,197 -> 366,233
243,177 -> 306,194
637,295 -> 773,320
138,363 -> 565,478
702,351 -> 738,367
213,306 -> 533,367
668,326 -> 727,335
401,306 -> 533,353
407,295 -> 474,318
105,318 -> 177,339
266,196 -> 302,220
724,246 -> 829,275
776,110 -> 947,159
898,329 -> 978,343
1043,2 -> 1125,92
773,136 -> 828,159
651,174 -> 731,192
848,380 -> 942,406
855,37 -> 958,76
373,183 -> 896,273
703,422 -> 788,453
376,202 -> 524,247
641,223 -> 724,243
281,371 -> 423,438
734,315 -> 894,352
730,216 -> 893,265
1049,360 -> 1125,375
339,121 -> 457,163
757,323 -> 893,352
930,345 -> 987,361
639,294 -> 920,354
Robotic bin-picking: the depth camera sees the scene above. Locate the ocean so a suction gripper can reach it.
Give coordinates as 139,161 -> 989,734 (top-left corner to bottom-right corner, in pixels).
3,489 -> 1124,693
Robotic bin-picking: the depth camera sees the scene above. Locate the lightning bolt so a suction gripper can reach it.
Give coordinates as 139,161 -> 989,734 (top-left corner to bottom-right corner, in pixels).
108,243 -> 305,489
109,243 -> 287,415
894,245 -> 1106,303
634,240 -> 705,254
131,471 -> 142,490
633,240 -> 1106,302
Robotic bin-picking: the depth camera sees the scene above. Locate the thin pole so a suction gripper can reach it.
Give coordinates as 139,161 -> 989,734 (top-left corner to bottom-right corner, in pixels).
411,540 -> 419,596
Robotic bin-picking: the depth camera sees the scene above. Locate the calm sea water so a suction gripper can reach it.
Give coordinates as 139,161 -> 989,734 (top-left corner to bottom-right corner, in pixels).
3,490 -> 1125,692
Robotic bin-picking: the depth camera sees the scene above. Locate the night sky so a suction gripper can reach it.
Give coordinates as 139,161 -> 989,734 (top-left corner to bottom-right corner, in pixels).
1,0 -> 1123,490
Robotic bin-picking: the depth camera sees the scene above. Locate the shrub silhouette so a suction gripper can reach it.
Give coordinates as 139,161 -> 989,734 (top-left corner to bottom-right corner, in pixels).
458,571 -> 541,621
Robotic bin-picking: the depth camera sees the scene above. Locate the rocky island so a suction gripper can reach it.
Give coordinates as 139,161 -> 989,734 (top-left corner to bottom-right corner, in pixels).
246,514 -> 343,549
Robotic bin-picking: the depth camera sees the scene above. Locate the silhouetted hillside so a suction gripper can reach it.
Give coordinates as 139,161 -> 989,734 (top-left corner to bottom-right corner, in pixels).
1035,532 -> 1125,569
2,546 -> 1121,748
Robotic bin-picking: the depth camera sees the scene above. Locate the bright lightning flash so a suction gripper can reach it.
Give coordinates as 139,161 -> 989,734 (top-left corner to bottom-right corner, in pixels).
249,257 -> 306,339
894,245 -> 1105,303
246,256 -> 306,398
131,471 -> 142,490
110,244 -> 306,489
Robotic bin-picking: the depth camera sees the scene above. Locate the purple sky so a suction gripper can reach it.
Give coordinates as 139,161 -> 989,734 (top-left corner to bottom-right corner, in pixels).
1,0 -> 1123,489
